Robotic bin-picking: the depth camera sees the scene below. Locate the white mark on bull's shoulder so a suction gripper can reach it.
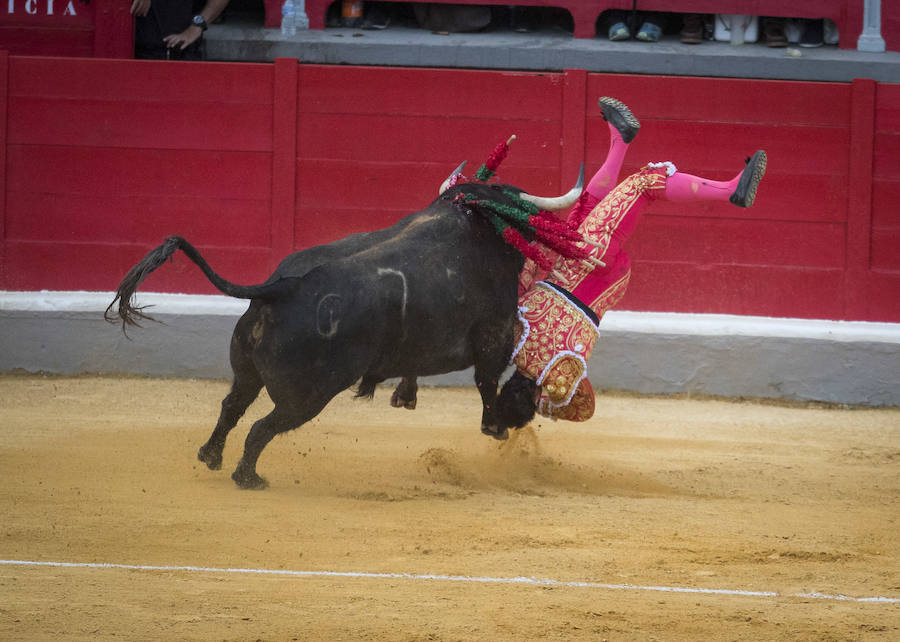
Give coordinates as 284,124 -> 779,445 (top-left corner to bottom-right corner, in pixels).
377,268 -> 407,341
316,293 -> 342,338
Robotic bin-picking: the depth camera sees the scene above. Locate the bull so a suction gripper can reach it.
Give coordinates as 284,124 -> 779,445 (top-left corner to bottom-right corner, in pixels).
106,165 -> 582,489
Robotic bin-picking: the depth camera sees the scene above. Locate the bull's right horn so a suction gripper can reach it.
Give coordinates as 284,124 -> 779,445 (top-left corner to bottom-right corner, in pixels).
518,163 -> 585,211
439,161 -> 468,194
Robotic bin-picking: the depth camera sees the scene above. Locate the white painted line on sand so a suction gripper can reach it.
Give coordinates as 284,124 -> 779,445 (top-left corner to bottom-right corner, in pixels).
1,559 -> 897,604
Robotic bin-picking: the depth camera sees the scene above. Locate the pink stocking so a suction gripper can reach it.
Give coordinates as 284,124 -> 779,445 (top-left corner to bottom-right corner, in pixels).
585,122 -> 631,205
663,169 -> 740,202
568,122 -> 631,228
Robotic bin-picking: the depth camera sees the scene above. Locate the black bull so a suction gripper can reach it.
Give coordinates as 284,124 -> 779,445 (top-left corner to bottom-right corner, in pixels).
107,182 -> 558,489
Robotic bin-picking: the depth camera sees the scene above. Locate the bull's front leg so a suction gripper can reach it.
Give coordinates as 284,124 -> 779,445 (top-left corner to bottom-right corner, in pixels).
495,370 -> 538,430
472,312 -> 521,439
390,376 -> 418,410
473,347 -> 509,441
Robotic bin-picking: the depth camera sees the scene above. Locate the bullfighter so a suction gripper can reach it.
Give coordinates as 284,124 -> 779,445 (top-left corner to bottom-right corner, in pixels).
499,97 -> 767,427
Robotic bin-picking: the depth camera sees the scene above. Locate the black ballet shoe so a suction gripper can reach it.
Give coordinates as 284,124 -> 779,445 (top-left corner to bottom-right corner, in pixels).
730,150 -> 767,208
598,96 -> 640,144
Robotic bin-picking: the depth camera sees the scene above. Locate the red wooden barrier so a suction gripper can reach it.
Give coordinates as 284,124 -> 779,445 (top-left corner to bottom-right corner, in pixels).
1,55 -> 898,322
277,0 -> 871,47
0,0 -> 133,58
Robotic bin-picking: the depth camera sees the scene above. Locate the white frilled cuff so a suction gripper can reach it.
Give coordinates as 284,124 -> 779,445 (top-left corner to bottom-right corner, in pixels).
646,161 -> 677,176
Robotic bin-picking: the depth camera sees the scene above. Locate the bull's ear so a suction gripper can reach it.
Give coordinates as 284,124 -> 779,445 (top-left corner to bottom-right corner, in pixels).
518,163 -> 584,211
439,161 -> 467,194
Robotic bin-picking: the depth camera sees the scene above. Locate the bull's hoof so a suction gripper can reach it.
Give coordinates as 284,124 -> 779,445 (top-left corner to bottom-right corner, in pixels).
231,466 -> 268,490
390,390 -> 417,410
391,378 -> 418,410
197,443 -> 223,470
481,424 -> 509,440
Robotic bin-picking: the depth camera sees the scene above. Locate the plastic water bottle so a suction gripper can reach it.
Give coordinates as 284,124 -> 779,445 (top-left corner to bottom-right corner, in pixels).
729,14 -> 746,45
281,0 -> 297,37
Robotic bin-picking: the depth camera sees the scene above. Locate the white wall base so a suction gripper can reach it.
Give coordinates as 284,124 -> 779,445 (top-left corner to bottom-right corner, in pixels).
3,291 -> 898,406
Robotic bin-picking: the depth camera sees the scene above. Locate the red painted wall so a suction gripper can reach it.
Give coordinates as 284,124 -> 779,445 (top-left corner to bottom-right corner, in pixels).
1,55 -> 898,322
0,0 -> 133,58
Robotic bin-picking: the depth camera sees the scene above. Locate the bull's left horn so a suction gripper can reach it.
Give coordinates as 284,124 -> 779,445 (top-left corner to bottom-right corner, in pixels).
439,161 -> 468,194
518,163 -> 585,211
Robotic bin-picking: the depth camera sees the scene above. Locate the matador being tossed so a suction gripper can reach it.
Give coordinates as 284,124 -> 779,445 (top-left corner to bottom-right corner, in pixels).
491,97 -> 767,435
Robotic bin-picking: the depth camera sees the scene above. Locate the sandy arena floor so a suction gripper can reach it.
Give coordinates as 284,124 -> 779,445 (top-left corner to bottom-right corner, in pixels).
0,375 -> 898,640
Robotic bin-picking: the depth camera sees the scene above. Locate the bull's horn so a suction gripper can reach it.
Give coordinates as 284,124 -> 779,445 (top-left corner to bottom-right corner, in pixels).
518,163 -> 585,211
439,161 -> 468,194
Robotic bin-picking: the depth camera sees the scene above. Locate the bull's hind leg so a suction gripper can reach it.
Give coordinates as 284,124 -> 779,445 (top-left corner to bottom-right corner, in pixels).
197,369 -> 263,470
231,401 -> 327,490
198,314 -> 263,470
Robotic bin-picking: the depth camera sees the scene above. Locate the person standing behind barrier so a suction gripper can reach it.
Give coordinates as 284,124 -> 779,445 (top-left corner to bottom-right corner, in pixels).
132,0 -> 230,60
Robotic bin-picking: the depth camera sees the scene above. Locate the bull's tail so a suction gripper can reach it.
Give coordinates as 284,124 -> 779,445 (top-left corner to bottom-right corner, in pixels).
105,235 -> 285,331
